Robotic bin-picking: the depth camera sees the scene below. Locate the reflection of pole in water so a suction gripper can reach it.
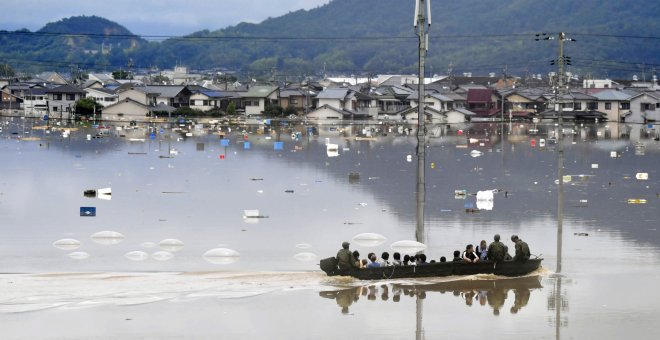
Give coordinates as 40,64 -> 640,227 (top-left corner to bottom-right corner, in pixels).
555,276 -> 562,340
416,297 -> 424,340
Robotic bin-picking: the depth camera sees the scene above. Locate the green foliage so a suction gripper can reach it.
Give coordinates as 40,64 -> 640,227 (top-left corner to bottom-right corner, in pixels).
0,3 -> 659,78
0,63 -> 15,77
75,98 -> 103,116
226,101 -> 237,115
263,105 -> 284,117
112,70 -> 132,80
283,106 -> 298,116
173,107 -> 202,117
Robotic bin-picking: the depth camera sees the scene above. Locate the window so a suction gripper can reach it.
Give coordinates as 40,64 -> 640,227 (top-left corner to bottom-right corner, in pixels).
290,98 -> 298,105
641,103 -> 655,111
573,102 -> 581,110
621,102 -> 630,110
53,107 -> 58,111
587,102 -> 597,110
203,100 -> 209,106
605,102 -> 612,110
66,94 -> 76,101
54,94 -> 62,100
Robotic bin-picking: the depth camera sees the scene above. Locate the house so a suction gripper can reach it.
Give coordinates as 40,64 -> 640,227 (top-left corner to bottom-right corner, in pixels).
101,98 -> 152,120
502,89 -> 546,116
625,91 -> 660,123
316,88 -> 351,110
304,104 -> 369,121
467,89 -> 500,117
145,85 -> 192,108
279,88 -> 313,113
371,85 -> 413,114
22,87 -> 49,117
241,86 -> 279,115
583,79 -> 618,89
46,84 -> 85,119
408,92 -> 454,112
35,72 -> 68,85
590,89 -> 633,122
189,90 -> 235,112
117,86 -> 158,106
399,106 -> 447,123
84,88 -> 118,107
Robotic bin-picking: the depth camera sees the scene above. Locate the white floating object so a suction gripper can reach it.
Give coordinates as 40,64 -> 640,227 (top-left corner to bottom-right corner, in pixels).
352,233 -> 387,247
90,231 -> 125,245
124,251 -> 149,261
563,175 -> 572,183
151,251 -> 174,261
636,173 -> 649,180
243,209 -> 260,218
202,248 -> 240,265
470,150 -> 483,158
53,239 -> 81,250
295,243 -> 313,249
406,155 -> 413,162
468,138 -> 479,144
293,252 -> 318,262
539,139 -> 546,147
592,164 -> 599,169
327,144 -> 339,157
390,240 -> 427,255
67,252 -> 90,260
159,239 -> 184,252
476,190 -> 495,201
610,151 -> 618,158
141,242 -> 157,248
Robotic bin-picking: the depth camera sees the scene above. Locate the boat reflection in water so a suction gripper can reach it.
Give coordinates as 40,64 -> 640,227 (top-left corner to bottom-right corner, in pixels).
319,275 -> 542,316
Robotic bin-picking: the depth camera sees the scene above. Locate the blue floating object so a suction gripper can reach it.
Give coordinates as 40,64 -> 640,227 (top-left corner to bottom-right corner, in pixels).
307,127 -> 313,133
648,124 -> 654,129
464,202 -> 475,209
244,141 -> 251,150
160,128 -> 164,133
149,133 -> 156,140
274,142 -> 284,150
220,139 -> 230,146
265,119 -> 271,125
43,115 -> 49,121
80,207 -> 96,217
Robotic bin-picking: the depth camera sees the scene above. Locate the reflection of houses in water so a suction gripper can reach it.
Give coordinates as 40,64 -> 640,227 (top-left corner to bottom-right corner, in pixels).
319,276 -> 542,316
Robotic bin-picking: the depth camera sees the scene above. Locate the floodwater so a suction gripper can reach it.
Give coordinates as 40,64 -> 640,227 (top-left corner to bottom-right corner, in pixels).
0,117 -> 659,339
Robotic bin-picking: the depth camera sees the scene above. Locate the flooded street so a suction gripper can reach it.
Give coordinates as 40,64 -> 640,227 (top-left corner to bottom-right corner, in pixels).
1,117 -> 659,339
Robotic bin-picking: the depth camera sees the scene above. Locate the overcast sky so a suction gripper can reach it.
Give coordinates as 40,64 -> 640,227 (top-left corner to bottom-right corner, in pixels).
1,0 -> 330,36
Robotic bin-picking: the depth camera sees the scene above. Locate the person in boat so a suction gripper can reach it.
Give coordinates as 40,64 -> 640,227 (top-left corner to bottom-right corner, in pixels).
440,256 -> 447,263
367,252 -> 375,266
418,254 -> 428,265
378,252 -> 391,266
462,244 -> 479,263
487,234 -> 507,263
352,250 -> 362,268
511,235 -> 531,262
476,240 -> 488,261
336,241 -> 359,271
392,252 -> 402,266
452,250 -> 462,262
403,254 -> 411,265
366,254 -> 380,268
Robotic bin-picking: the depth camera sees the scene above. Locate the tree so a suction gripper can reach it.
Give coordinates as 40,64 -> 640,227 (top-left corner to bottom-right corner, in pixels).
75,98 -> 103,116
112,70 -> 132,80
226,101 -> 237,115
0,64 -> 15,78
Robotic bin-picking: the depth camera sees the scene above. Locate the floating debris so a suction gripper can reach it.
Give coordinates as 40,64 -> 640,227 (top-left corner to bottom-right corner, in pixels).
202,248 -> 240,265
390,240 -> 427,255
53,239 -> 81,250
636,173 -> 649,180
80,207 -> 97,217
151,251 -> 174,261
293,252 -> 318,262
574,233 -> 589,237
243,209 -> 268,218
627,199 -> 647,204
592,164 -> 599,169
285,190 -> 294,193
159,239 -> 184,252
124,251 -> 149,261
470,150 -> 483,158
67,252 -> 90,260
91,231 -> 125,245
352,233 -> 387,247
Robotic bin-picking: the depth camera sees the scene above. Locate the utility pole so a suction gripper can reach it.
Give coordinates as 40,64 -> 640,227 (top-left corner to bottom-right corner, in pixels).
536,32 -> 575,274
415,0 -> 431,247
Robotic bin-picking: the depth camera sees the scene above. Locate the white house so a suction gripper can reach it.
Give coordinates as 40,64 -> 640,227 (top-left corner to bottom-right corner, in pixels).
316,88 -> 354,110
241,86 -> 279,116
408,92 -> 455,112
117,86 -> 158,106
46,84 -> 85,119
591,89 -> 633,122
22,87 -> 49,117
625,91 -> 660,123
102,98 -> 151,121
189,90 -> 232,112
84,88 -> 118,107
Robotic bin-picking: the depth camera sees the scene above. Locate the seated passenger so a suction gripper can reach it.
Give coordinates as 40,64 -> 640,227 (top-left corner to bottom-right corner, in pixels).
366,254 -> 381,268
361,259 -> 368,268
352,250 -> 362,268
440,256 -> 447,263
462,244 -> 479,263
418,254 -> 428,265
403,254 -> 411,266
476,240 -> 488,261
392,252 -> 402,266
378,252 -> 391,266
452,250 -> 462,262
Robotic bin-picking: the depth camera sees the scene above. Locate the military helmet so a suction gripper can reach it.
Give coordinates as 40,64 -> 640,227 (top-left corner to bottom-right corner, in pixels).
342,241 -> 350,249
494,234 -> 501,241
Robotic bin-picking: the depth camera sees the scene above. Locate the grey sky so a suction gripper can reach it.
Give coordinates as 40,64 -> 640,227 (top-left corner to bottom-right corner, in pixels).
1,0 -> 330,36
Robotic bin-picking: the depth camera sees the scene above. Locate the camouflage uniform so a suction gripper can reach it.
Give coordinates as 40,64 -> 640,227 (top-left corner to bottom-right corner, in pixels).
487,241 -> 507,262
513,239 -> 530,262
337,248 -> 358,270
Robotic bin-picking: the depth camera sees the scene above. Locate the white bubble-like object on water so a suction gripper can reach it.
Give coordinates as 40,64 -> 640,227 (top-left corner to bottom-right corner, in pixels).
90,231 -> 125,245
293,252 -> 317,262
390,240 -> 427,255
295,243 -> 313,249
202,248 -> 240,265
141,242 -> 157,248
352,233 -> 387,247
159,239 -> 184,252
151,251 -> 174,261
124,251 -> 149,262
53,239 -> 81,250
67,252 -> 90,260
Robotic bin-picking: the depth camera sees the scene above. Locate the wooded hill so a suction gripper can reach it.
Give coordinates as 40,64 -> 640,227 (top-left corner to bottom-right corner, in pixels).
1,0 -> 658,78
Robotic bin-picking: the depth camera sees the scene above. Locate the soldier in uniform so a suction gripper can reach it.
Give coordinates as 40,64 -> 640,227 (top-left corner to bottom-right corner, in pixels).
336,241 -> 359,271
487,234 -> 507,262
511,235 -> 530,262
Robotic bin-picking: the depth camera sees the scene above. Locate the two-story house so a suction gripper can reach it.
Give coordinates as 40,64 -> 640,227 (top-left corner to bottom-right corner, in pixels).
46,85 -> 85,119
84,88 -> 118,107
241,86 -> 279,116
591,89 -> 633,122
625,91 -> 660,123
